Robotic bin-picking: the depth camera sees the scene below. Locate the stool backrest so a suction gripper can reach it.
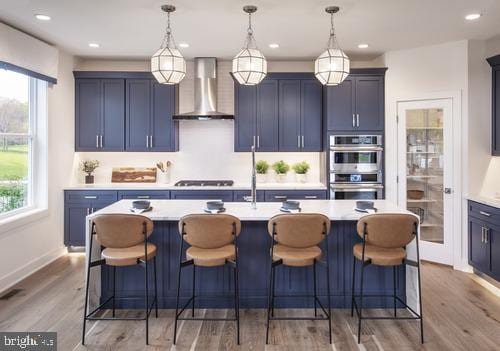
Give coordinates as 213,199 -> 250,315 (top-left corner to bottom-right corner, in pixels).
268,213 -> 330,248
92,214 -> 153,248
179,214 -> 241,249
356,213 -> 417,248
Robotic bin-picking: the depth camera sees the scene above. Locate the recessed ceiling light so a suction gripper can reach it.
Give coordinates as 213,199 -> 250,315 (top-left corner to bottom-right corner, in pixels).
269,43 -> 279,49
179,43 -> 189,48
88,43 -> 100,48
465,13 -> 482,21
358,44 -> 369,49
34,14 -> 51,21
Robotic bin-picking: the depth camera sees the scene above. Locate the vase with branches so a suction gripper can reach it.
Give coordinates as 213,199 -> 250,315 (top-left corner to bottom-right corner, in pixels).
80,160 -> 99,184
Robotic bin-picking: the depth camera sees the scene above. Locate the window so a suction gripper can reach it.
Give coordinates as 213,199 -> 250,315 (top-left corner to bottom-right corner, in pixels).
0,69 -> 47,218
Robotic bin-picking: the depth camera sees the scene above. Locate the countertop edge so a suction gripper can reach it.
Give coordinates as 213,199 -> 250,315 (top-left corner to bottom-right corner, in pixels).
467,195 -> 500,209
64,183 -> 328,191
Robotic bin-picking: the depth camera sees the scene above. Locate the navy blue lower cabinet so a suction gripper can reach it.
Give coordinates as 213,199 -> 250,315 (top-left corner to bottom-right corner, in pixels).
169,190 -> 234,202
100,220 -> 405,309
233,190 -> 265,202
264,190 -> 328,202
64,190 -> 118,246
117,190 -> 170,200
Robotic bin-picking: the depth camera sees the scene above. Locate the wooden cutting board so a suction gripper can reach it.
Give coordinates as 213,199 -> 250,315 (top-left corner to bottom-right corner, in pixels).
111,167 -> 157,183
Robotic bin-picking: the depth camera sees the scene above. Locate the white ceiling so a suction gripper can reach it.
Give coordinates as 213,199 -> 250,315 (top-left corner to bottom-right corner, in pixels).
1,0 -> 500,60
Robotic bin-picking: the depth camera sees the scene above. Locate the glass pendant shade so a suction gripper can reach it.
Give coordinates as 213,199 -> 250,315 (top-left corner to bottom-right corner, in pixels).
151,47 -> 186,84
314,6 -> 350,86
232,6 -> 267,86
151,5 -> 186,85
232,48 -> 267,85
314,48 -> 350,86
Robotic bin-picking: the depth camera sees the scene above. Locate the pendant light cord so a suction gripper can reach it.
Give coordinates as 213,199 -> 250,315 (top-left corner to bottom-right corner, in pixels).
161,11 -> 177,49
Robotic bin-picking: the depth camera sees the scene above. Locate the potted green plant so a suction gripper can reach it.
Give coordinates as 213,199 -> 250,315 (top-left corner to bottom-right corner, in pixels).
292,161 -> 310,183
272,160 -> 290,182
80,160 -> 99,184
255,160 -> 269,183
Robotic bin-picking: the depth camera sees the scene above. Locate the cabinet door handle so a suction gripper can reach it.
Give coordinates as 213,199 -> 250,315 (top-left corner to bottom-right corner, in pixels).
356,114 -> 360,127
96,135 -> 99,148
253,135 -> 256,148
485,228 -> 489,244
257,135 -> 260,148
86,208 -> 90,215
352,114 -> 355,127
150,135 -> 153,148
84,196 -> 97,199
137,195 -> 150,199
274,195 -> 287,199
304,195 -> 318,199
100,135 -> 103,148
479,211 -> 491,217
481,227 -> 485,243
298,135 -> 300,148
146,135 -> 149,148
301,135 -> 305,148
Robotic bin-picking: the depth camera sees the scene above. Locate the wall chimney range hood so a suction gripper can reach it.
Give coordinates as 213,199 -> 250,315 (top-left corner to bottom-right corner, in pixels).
173,57 -> 234,120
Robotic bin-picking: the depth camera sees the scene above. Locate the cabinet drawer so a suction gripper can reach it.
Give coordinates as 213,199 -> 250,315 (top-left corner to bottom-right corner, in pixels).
118,190 -> 170,200
264,190 -> 327,202
65,190 -> 118,203
468,201 -> 500,224
233,190 -> 265,202
170,190 -> 233,202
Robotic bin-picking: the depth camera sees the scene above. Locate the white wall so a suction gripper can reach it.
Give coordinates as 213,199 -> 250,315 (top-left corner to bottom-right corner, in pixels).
0,50 -> 76,292
74,59 -> 327,184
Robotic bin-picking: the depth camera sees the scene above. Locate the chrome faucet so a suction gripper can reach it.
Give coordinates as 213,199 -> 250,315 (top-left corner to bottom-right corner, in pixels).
244,145 -> 257,209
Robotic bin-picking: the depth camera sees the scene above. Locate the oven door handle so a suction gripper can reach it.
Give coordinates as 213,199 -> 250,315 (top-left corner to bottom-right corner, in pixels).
330,184 -> 384,191
330,146 -> 383,152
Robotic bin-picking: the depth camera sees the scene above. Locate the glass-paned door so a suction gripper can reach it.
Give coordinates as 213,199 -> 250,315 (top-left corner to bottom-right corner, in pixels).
397,99 -> 453,265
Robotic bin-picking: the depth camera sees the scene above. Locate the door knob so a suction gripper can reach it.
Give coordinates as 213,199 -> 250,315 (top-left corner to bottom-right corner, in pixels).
444,188 -> 452,194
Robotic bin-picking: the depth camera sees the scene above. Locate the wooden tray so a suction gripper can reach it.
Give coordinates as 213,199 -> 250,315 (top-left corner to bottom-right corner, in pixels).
111,167 -> 157,183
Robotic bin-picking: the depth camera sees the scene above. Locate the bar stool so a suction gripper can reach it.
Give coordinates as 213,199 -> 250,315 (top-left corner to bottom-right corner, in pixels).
351,213 -> 424,344
173,214 -> 241,345
266,213 -> 332,344
82,214 -> 158,345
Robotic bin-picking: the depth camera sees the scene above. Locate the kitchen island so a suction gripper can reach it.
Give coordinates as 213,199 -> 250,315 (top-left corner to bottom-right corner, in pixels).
85,200 -> 420,311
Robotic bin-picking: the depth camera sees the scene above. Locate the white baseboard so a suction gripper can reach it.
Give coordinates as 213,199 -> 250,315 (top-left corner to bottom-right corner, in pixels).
0,246 -> 67,295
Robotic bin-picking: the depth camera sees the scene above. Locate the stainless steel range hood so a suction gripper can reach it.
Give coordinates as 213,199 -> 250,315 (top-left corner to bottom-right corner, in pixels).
173,57 -> 234,120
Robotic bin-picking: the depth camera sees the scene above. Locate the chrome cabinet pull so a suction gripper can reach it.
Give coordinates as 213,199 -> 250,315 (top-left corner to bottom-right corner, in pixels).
274,195 -> 287,199
84,196 -> 97,199
137,195 -> 150,199
481,227 -> 485,243
356,114 -> 360,127
253,135 -> 256,148
146,135 -> 149,148
96,135 -> 99,148
352,114 -> 355,127
100,135 -> 103,148
86,208 -> 90,215
485,228 -> 489,244
479,211 -> 491,217
257,135 -> 260,148
150,135 -> 153,148
301,135 -> 305,148
298,135 -> 300,148
304,195 -> 318,199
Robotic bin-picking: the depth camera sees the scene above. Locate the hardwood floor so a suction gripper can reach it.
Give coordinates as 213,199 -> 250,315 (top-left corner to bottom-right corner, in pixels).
1,254 -> 499,351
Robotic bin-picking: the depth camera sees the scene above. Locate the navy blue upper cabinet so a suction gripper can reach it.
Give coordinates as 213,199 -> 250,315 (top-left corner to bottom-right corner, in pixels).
487,55 -> 500,155
325,69 -> 386,132
125,79 -> 178,152
279,80 -> 302,151
234,79 -> 278,152
300,79 -> 323,151
75,79 -> 125,151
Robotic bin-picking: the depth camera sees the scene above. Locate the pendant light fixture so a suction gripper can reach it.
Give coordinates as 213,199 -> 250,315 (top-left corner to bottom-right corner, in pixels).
314,6 -> 350,86
151,4 -> 186,85
232,5 -> 267,85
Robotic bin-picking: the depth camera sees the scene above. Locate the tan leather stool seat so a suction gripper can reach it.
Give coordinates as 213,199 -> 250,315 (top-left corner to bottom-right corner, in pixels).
102,243 -> 157,267
186,244 -> 235,267
272,244 -> 322,267
353,243 -> 406,266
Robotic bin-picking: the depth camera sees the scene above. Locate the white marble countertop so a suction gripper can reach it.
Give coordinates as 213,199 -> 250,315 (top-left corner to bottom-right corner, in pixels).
467,195 -> 500,209
88,199 -> 412,221
65,182 -> 328,191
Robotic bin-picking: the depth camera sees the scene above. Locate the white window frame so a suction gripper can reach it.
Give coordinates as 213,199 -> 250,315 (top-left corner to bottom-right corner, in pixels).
0,73 -> 48,229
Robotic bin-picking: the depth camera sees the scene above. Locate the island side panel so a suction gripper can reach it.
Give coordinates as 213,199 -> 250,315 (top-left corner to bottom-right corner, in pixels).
100,220 -> 405,309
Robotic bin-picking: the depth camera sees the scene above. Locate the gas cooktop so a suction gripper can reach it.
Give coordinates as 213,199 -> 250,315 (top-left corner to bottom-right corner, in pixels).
174,180 -> 234,187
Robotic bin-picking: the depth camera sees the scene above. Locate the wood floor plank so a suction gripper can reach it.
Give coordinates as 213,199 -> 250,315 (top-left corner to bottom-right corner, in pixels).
1,255 -> 500,351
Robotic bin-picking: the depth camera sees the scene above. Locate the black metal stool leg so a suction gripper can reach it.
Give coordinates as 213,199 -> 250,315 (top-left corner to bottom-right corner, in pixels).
145,259 -> 149,345
173,257 -> 182,345
313,260 -> 318,317
81,255 -> 92,345
265,263 -> 275,344
417,255 -> 424,343
192,265 -> 196,317
393,266 -> 397,317
357,261 -> 365,344
112,266 -> 116,317
154,256 -> 158,318
325,257 -> 332,344
234,261 -> 240,345
351,255 -> 356,317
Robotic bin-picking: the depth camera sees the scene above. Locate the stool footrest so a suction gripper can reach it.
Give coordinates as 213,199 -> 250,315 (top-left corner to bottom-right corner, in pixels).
352,294 -> 421,320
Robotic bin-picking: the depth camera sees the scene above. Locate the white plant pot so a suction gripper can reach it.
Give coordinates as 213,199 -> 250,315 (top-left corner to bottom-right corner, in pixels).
256,173 -> 267,183
295,173 -> 307,183
157,171 -> 170,184
276,173 -> 287,183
